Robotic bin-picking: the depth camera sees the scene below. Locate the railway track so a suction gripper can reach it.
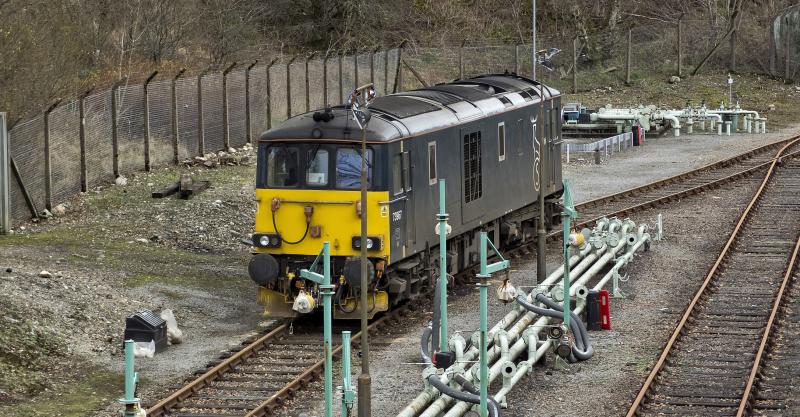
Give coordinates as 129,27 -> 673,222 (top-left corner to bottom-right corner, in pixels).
625,137 -> 800,417
147,137 -> 800,417
146,307 -> 413,417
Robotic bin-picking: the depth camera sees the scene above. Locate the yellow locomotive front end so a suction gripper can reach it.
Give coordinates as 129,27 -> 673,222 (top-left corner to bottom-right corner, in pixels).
249,139 -> 391,319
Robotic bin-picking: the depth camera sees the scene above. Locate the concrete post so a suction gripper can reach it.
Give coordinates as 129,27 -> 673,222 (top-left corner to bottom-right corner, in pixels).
323,54 -> 329,107
573,36 -> 578,93
459,42 -> 465,79
266,59 -> 277,130
171,69 -> 185,163
287,56 -> 298,119
111,85 -> 120,177
245,62 -> 256,145
338,53 -> 344,104
625,30 -> 632,85
384,48 -> 390,95
0,112 -> 8,234
197,73 -> 205,156
677,17 -> 683,77
305,54 -> 316,113
78,90 -> 91,192
514,44 -> 520,75
43,100 -> 61,210
222,63 -> 236,150
143,71 -> 158,171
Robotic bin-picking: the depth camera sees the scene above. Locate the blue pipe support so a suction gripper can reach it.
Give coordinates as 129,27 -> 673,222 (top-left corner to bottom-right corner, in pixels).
438,179 -> 448,352
300,242 -> 333,417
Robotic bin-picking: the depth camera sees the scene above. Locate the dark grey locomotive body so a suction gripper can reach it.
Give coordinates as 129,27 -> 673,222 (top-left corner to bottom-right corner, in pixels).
258,73 -> 563,310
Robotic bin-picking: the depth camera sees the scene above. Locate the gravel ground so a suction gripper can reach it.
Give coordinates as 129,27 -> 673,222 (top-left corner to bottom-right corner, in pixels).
564,125 -> 799,203
283,127 -> 796,417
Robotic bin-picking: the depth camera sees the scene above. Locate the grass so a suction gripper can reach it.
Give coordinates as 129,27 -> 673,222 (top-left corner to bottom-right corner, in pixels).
0,368 -> 123,417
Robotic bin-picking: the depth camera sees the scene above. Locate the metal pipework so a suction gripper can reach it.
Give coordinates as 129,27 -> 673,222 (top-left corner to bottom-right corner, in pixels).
398,223 -> 610,417
417,219 -> 651,417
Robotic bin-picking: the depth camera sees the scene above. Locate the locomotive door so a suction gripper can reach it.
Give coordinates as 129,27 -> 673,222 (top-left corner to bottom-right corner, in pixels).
389,148 -> 414,259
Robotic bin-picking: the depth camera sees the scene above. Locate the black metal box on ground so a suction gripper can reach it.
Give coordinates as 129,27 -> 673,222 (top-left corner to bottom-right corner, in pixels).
124,310 -> 168,353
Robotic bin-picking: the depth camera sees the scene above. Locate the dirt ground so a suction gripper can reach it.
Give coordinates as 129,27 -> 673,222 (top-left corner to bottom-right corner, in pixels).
1,124 -> 798,415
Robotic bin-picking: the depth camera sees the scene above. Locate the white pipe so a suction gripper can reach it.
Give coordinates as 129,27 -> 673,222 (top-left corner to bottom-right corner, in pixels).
435,232 -> 634,417
396,222 -> 611,417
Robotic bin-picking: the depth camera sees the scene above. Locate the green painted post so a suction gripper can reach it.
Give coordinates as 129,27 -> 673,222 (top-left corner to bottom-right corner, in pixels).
478,232 -> 489,417
561,179 -> 576,329
438,179 -> 448,352
300,242 -> 334,417
341,331 -> 355,416
119,339 -> 140,417
476,231 -> 511,417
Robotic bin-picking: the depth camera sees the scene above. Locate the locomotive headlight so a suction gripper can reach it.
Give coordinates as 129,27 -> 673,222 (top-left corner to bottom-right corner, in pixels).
253,233 -> 282,248
352,236 -> 381,251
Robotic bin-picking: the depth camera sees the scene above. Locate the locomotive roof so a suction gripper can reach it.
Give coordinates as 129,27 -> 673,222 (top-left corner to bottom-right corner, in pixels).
259,73 -> 561,144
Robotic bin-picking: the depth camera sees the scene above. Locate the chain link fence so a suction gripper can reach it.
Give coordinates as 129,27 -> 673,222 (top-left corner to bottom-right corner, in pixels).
4,17 -> 797,229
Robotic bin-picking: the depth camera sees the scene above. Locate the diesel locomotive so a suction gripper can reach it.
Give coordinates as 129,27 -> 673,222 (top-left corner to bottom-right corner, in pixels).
249,74 -> 564,319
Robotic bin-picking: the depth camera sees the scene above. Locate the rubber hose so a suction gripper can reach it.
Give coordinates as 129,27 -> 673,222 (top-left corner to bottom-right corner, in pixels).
420,326 -> 433,365
534,293 -> 594,361
420,324 -> 498,416
514,295 -> 594,361
453,374 -> 501,417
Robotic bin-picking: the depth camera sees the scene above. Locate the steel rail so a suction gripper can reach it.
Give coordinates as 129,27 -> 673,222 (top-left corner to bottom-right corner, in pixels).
624,135 -> 800,417
735,234 -> 800,417
146,323 -> 289,416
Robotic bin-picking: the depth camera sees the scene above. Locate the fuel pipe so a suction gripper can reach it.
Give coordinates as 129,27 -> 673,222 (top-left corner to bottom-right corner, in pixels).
420,325 -> 501,417
514,293 -> 594,362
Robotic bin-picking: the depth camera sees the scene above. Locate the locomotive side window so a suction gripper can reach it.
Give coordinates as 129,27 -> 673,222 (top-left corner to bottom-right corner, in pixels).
428,142 -> 437,185
266,145 -> 300,187
463,131 -> 482,203
305,148 -> 329,186
336,147 -> 373,189
392,154 -> 403,195
497,122 -> 506,162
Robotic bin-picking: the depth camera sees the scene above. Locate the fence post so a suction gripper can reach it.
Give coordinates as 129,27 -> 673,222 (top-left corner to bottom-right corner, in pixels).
245,61 -> 257,145
78,89 -> 92,192
43,100 -> 61,211
111,83 -> 121,177
459,42 -> 465,79
370,48 -> 378,85
626,29 -> 632,85
514,44 -> 520,75
395,43 -> 405,93
0,112 -> 7,234
354,51 -> 359,89
786,21 -> 792,80
222,63 -> 236,151
172,68 -> 185,163
338,53 -> 344,104
573,36 -> 578,93
305,53 -> 316,113
197,73 -> 205,156
323,54 -> 329,107
266,59 -> 277,130
286,56 -> 298,120
384,48 -> 390,95
143,71 -> 158,171
677,17 -> 683,77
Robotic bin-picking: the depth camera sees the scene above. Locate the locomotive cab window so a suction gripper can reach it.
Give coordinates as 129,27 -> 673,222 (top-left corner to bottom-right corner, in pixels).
266,145 -> 300,187
306,147 -> 329,186
336,147 -> 373,189
497,122 -> 506,161
428,142 -> 437,185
